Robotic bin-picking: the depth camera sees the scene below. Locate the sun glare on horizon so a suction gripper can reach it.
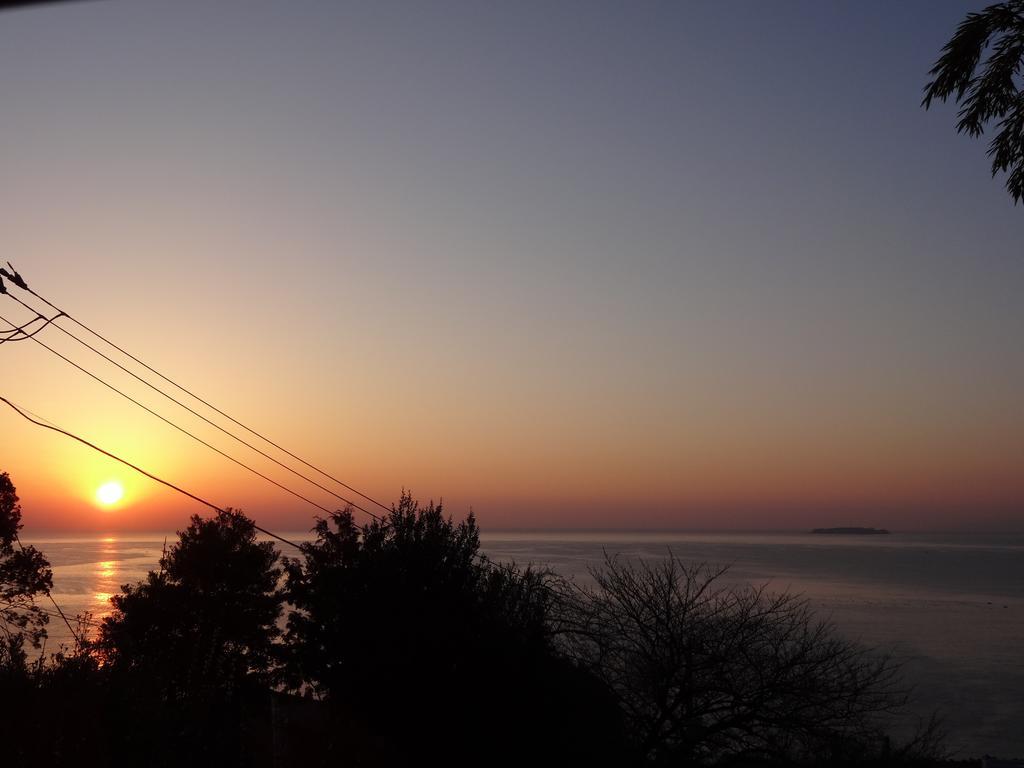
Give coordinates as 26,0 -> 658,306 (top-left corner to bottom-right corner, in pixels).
96,481 -> 125,507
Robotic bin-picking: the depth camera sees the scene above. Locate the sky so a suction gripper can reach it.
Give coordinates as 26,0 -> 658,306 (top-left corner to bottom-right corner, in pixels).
0,0 -> 1021,533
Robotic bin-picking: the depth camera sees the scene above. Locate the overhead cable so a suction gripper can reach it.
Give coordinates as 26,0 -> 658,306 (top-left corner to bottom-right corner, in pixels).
8,277 -> 392,514
0,312 -> 360,520
4,291 -> 388,517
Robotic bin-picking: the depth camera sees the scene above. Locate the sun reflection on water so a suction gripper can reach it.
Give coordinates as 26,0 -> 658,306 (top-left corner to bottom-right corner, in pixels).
91,538 -> 119,620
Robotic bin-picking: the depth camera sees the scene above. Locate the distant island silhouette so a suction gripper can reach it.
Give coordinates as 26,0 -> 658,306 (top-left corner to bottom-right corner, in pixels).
811,527 -> 890,535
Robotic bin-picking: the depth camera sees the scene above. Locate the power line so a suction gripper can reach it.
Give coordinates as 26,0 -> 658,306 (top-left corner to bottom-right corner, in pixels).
0,396 -> 301,551
14,285 -> 392,514
4,291 -> 389,518
0,311 -> 360,519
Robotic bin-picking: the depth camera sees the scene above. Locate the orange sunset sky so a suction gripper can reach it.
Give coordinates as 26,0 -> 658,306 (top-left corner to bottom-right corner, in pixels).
1,1 -> 1022,533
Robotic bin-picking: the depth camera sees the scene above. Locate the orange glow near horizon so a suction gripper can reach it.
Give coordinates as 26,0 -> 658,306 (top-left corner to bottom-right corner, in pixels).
1,355 -> 1022,534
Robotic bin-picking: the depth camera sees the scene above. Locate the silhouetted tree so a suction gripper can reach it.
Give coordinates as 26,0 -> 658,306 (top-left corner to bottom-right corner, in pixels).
555,553 -> 945,766
924,0 -> 1024,203
98,509 -> 282,690
284,492 -> 632,767
95,509 -> 282,766
0,471 -> 52,671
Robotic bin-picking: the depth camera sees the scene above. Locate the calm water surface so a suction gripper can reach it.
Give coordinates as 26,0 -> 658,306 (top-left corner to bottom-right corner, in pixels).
23,531 -> 1024,758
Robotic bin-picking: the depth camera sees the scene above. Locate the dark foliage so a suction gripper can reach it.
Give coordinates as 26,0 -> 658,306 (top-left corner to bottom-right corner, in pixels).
0,644 -> 277,768
0,648 -> 110,767
97,508 -> 282,690
924,0 -> 1024,203
283,492 -> 633,766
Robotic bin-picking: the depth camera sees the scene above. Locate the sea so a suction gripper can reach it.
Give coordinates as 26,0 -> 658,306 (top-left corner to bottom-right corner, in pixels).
20,530 -> 1024,759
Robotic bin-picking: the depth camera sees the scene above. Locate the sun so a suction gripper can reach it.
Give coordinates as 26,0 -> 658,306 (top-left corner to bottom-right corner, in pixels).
96,481 -> 124,507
